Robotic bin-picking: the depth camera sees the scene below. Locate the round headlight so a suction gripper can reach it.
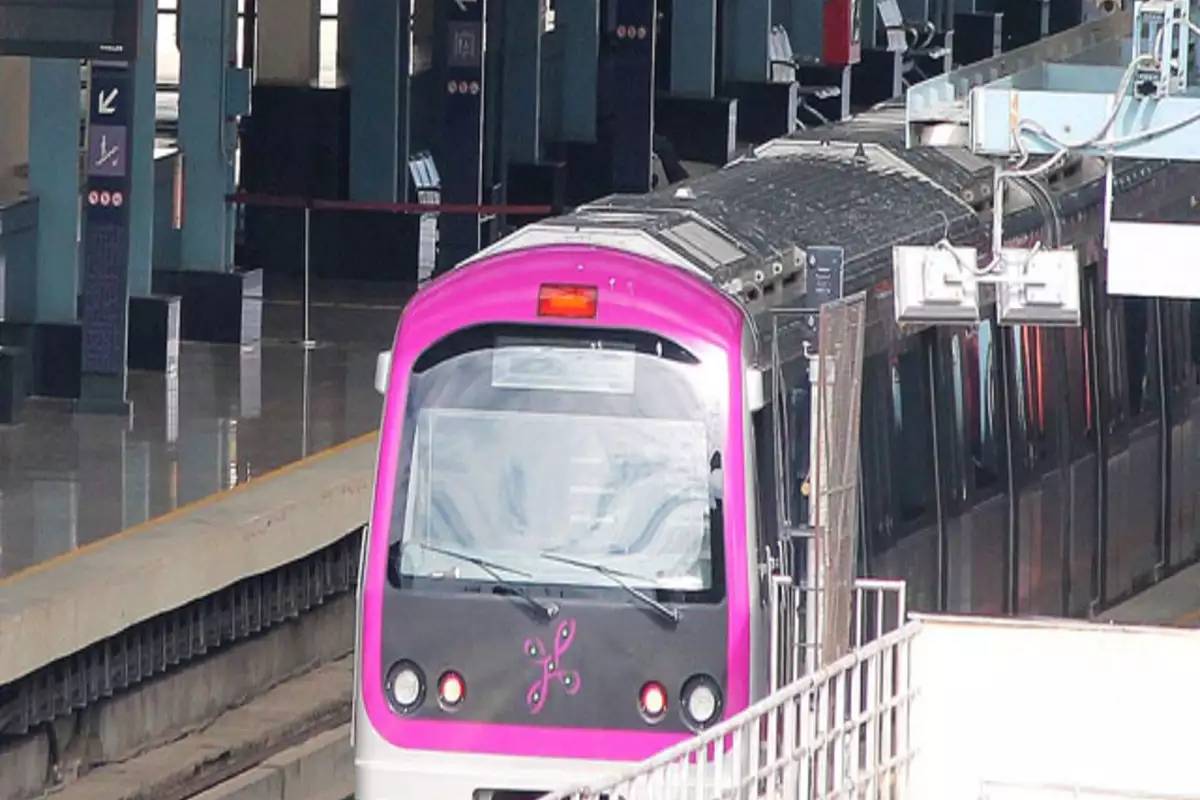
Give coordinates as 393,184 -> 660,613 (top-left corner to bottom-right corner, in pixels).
639,680 -> 668,722
438,670 -> 466,708
386,661 -> 425,713
682,675 -> 722,730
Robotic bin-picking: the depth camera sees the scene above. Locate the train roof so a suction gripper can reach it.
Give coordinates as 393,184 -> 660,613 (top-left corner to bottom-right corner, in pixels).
469,103 -> 1177,318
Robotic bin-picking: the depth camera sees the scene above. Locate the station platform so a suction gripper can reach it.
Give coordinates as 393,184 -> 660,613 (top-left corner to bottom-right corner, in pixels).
0,282 -> 404,693
1101,560 -> 1200,629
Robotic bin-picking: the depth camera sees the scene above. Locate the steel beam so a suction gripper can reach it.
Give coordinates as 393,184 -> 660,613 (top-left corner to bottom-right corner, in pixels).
970,84 -> 1200,159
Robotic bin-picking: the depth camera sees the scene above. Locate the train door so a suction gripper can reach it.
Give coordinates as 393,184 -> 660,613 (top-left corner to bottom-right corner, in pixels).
937,318 -> 1009,615
1062,272 -> 1102,616
1161,300 -> 1200,568
1097,293 -> 1165,603
1004,322 -> 1070,615
861,328 -> 940,612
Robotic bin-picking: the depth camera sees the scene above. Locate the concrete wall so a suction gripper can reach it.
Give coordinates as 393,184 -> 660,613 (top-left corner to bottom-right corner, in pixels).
909,615 -> 1200,799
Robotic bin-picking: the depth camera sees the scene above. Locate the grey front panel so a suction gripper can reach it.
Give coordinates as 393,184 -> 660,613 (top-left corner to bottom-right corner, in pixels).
379,591 -> 727,733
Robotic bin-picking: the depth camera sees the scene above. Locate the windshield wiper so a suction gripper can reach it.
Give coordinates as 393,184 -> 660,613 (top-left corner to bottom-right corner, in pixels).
540,552 -> 681,624
418,543 -> 559,621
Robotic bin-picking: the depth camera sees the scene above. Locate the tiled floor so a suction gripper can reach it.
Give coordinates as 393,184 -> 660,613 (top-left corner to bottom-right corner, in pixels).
0,287 -> 408,578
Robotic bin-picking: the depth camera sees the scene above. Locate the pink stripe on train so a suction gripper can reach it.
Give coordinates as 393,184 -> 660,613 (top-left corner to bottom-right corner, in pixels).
359,245 -> 750,760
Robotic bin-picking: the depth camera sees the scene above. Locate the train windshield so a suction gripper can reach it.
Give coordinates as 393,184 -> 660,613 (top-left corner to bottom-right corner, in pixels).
387,324 -> 725,599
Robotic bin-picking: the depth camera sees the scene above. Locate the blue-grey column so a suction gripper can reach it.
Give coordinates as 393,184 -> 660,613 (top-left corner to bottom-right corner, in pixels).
179,0 -> 236,272
557,0 -> 599,142
501,0 -> 543,165
349,0 -> 405,202
722,0 -> 771,82
28,59 -> 81,323
670,0 -> 716,97
128,0 -> 157,296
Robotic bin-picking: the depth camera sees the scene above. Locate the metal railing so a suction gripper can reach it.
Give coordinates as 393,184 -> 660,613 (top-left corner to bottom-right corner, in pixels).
541,619 -> 918,800
769,575 -> 907,693
979,781 -> 1200,800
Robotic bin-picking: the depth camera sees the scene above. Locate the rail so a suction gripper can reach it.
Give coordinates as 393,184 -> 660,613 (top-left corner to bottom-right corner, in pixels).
541,621 -> 918,800
978,781 -> 1200,800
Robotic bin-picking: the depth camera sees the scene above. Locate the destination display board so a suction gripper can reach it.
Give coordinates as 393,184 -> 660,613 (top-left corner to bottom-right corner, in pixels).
0,0 -> 139,59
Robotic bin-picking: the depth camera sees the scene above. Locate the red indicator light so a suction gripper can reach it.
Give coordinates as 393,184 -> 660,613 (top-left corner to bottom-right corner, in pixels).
538,284 -> 598,319
639,681 -> 668,720
438,671 -> 466,707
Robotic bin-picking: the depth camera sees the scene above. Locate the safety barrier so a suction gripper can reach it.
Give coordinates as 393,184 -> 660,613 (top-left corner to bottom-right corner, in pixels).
769,573 -> 907,692
541,619 -> 918,800
225,192 -> 555,345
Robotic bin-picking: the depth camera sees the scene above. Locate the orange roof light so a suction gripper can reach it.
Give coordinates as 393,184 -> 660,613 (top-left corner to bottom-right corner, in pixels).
538,284 -> 597,319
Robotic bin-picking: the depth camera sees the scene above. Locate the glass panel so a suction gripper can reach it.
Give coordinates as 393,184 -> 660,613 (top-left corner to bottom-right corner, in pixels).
400,409 -> 711,590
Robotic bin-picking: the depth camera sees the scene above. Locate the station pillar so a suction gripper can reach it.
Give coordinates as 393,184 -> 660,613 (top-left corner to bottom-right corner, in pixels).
177,0 -> 236,274
161,0 -> 260,346
348,0 -> 408,203
28,60 -> 81,327
432,0 -> 489,273
18,59 -> 85,398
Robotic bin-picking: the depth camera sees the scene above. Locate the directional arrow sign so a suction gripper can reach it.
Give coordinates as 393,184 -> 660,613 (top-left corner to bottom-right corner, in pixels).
98,87 -> 119,115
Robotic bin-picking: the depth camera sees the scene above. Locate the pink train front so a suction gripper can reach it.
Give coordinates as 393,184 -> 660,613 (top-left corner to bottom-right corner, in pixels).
355,243 -> 763,797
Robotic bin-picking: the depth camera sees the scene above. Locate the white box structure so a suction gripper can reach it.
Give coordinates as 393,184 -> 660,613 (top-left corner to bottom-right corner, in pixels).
1107,221 -> 1200,299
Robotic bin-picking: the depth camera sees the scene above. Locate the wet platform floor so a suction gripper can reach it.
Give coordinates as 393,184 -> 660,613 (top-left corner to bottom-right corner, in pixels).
0,284 -> 408,578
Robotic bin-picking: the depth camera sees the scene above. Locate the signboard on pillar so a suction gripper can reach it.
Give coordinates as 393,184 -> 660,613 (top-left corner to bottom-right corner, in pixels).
602,0 -> 655,193
0,0 -> 139,59
823,0 -> 863,65
80,62 -> 134,413
434,0 -> 487,273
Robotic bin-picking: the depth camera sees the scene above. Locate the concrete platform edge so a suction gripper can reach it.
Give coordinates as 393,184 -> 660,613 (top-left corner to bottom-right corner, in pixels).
0,434 -> 377,685
192,726 -> 353,800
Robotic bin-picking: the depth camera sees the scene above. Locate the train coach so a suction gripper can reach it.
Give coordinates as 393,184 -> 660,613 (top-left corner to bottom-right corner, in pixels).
353,103 -> 1200,798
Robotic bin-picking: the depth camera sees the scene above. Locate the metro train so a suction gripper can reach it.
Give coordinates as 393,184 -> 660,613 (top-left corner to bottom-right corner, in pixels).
353,103 -> 1200,798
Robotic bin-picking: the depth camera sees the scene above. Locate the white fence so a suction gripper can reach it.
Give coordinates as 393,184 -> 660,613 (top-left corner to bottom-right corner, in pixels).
542,613 -> 1200,800
542,621 -> 918,800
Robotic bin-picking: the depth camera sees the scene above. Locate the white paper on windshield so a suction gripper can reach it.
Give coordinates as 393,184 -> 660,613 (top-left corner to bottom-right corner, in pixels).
491,346 -> 635,394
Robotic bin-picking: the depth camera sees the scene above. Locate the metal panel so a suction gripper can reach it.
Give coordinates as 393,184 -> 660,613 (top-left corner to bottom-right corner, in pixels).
813,293 -> 868,666
1108,221 -> 1200,298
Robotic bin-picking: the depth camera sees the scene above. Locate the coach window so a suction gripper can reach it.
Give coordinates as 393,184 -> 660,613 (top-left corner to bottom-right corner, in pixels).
1064,323 -> 1094,449
947,334 -> 968,502
1104,301 -> 1129,426
965,321 -> 1002,489
890,342 -> 934,524
860,353 -> 894,546
1124,298 -> 1158,419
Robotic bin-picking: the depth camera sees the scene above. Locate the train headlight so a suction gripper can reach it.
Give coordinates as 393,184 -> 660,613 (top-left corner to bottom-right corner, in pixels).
639,681 -> 668,722
438,670 -> 466,708
682,675 -> 722,730
386,661 -> 425,713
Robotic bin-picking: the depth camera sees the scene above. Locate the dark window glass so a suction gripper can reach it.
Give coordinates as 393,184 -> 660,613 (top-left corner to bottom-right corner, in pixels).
890,343 -> 933,523
964,321 -> 1001,488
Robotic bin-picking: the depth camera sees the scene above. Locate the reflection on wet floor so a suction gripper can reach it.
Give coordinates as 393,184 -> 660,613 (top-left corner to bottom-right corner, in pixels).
0,291 -> 408,578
